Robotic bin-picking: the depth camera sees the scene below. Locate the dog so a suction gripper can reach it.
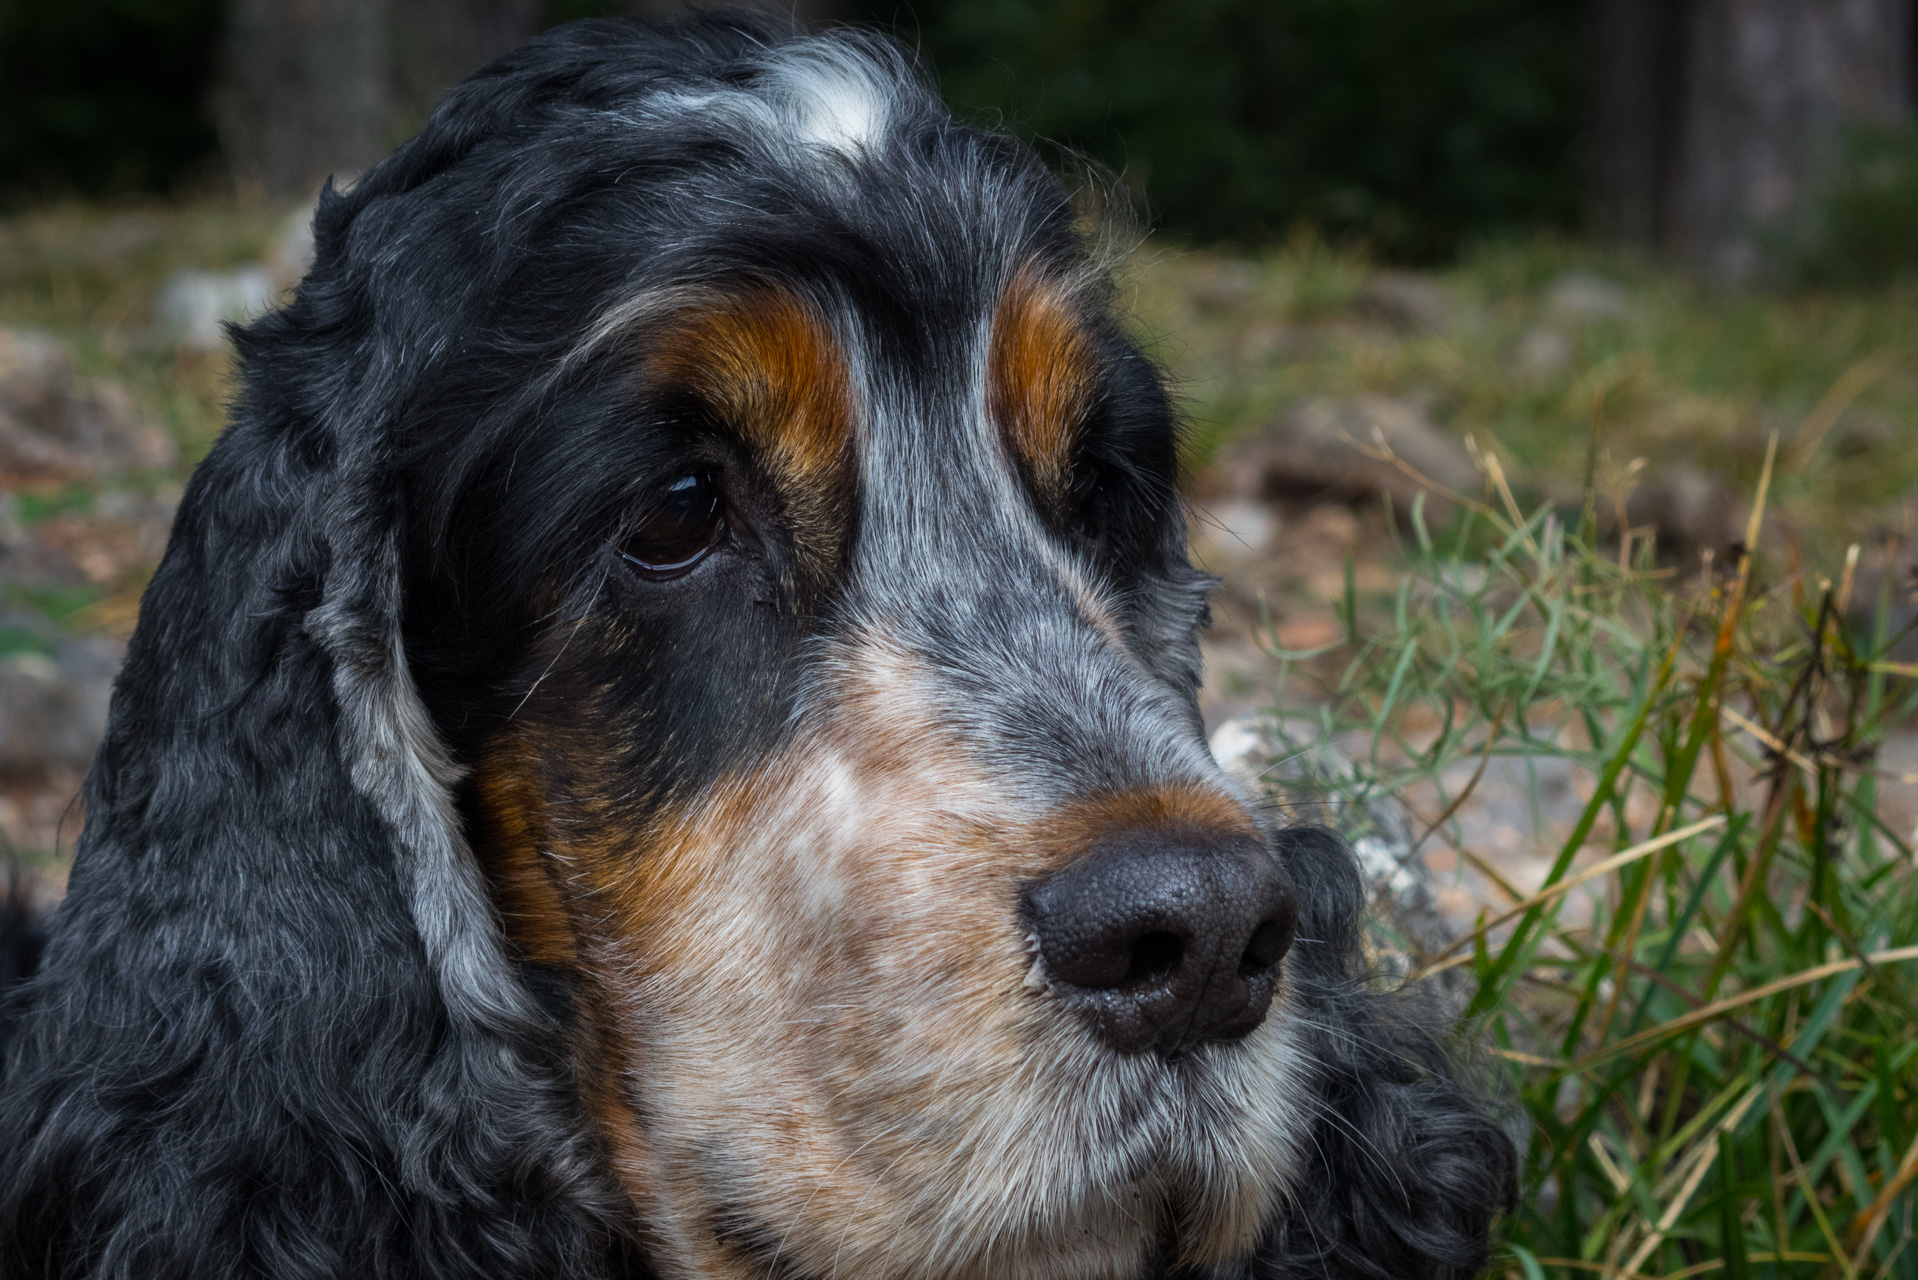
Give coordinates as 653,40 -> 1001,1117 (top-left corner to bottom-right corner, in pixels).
0,15 -> 1515,1279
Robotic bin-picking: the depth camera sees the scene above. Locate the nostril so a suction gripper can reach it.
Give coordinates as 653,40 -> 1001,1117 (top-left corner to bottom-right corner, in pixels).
1123,931 -> 1183,987
1240,918 -> 1292,973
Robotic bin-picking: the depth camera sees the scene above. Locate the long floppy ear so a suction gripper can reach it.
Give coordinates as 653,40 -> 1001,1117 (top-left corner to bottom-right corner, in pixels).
1250,827 -> 1519,1280
0,175 -> 628,1280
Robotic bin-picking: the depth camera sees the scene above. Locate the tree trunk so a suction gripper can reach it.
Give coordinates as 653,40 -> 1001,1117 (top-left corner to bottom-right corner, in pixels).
1666,0 -> 1914,281
1583,0 -> 1685,242
217,0 -> 846,202
217,0 -> 393,201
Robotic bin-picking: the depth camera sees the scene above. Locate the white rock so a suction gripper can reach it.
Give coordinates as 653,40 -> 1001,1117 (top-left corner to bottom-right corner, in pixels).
1209,716 -> 1269,784
1545,270 -> 1631,325
1514,326 -> 1572,376
1198,500 -> 1277,557
157,267 -> 279,351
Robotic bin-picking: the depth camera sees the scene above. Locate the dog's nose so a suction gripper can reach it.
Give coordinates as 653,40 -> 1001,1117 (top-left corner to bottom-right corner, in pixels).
1022,828 -> 1298,1057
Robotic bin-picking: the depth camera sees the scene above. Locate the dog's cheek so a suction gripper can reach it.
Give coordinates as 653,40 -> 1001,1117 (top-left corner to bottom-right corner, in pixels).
468,735 -> 694,1230
586,745 -> 1049,1276
471,757 -> 580,971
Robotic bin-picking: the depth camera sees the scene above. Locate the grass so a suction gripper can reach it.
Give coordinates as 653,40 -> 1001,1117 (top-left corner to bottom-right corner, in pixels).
1125,233 -> 1918,562
1244,435 -> 1918,1277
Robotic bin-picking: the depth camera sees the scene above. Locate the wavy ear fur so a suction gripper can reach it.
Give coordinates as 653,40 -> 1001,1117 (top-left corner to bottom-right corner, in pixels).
1245,827 -> 1519,1280
0,49 -> 647,1280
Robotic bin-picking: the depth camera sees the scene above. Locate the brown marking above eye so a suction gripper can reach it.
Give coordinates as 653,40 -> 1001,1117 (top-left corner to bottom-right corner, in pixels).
647,290 -> 854,577
988,264 -> 1100,500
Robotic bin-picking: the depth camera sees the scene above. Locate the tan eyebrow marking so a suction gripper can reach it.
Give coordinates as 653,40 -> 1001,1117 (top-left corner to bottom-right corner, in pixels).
988,264 -> 1100,497
646,288 -> 855,576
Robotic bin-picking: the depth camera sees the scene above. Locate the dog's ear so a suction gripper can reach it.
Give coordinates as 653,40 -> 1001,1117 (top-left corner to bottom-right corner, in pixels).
0,136 -> 629,1280
1251,827 -> 1519,1280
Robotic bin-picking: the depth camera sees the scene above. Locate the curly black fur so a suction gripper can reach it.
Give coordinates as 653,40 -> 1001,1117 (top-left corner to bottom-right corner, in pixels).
0,14 -> 1512,1278
1245,828 -> 1517,1280
0,856 -> 46,1065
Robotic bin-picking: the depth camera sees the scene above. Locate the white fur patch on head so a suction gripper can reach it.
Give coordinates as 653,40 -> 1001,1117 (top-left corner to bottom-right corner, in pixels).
637,36 -> 907,168
753,39 -> 899,156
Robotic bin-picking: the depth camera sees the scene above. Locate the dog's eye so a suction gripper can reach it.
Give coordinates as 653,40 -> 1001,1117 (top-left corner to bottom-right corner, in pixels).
622,473 -> 725,579
1075,479 -> 1106,549
1078,499 -> 1103,546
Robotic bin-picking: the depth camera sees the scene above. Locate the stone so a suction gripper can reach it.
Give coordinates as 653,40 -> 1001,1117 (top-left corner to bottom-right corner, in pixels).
157,267 -> 280,351
1191,499 -> 1277,560
273,206 -> 317,282
0,637 -> 122,773
1221,393 -> 1480,509
1618,461 -> 1745,559
1360,270 -> 1456,333
1513,326 -> 1572,376
0,331 -> 178,484
1190,258 -> 1261,312
1544,270 -> 1631,325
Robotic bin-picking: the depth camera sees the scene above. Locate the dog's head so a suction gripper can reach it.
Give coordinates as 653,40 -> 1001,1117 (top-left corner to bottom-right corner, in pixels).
1,17 -> 1512,1280
350,23 -> 1309,1276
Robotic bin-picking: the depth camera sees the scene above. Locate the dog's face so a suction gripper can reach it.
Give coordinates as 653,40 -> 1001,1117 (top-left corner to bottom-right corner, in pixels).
390,37 -> 1309,1280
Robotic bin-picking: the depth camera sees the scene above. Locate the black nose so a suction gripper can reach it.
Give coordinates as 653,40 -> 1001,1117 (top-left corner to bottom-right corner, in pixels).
1021,828 -> 1299,1057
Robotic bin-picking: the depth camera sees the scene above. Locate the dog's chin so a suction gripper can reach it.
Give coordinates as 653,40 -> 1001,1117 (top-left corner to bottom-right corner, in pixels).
632,1004 -> 1313,1280
691,1149 -> 1261,1280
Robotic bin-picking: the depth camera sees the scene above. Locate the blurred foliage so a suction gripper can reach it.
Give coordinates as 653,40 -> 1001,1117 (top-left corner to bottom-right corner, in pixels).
0,0 -> 604,206
0,201 -> 284,462
0,0 -> 224,207
3,0 -> 1585,256
1795,124 -> 1918,288
1126,236 -> 1918,559
868,0 -> 1582,259
543,0 -> 643,22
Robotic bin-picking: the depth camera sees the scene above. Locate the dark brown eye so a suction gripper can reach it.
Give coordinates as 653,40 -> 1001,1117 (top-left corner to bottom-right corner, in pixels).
621,473 -> 724,579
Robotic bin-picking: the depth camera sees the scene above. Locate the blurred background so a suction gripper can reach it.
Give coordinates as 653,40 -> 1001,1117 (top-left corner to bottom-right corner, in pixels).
5,0 -> 1916,271
5,5 -> 1918,1271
